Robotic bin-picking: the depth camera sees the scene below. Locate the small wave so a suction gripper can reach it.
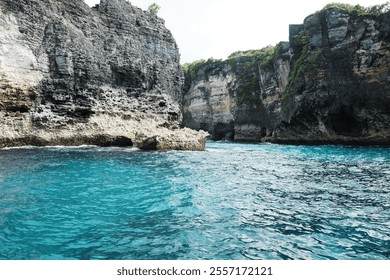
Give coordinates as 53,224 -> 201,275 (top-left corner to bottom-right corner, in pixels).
1,145 -> 139,152
0,145 -> 99,151
0,145 -> 37,150
93,146 -> 139,153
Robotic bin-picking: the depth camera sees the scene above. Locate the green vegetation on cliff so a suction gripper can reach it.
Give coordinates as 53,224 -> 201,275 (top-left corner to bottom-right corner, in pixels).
236,76 -> 261,106
183,45 -> 278,77
183,45 -> 279,106
148,3 -> 160,15
323,2 -> 389,15
229,45 -> 276,69
324,3 -> 366,15
282,32 -> 324,116
235,59 -> 262,106
367,2 -> 390,15
182,58 -> 222,76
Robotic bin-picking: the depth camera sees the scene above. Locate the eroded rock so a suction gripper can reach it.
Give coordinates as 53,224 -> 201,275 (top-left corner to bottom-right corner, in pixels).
0,0 -> 207,150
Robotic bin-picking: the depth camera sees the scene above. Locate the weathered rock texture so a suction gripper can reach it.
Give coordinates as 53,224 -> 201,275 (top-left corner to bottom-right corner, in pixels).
183,8 -> 390,145
0,0 -> 207,150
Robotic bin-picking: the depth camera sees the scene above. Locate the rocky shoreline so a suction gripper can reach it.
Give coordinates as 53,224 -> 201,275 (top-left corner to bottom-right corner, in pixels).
1,1 -> 389,149
0,112 -> 209,150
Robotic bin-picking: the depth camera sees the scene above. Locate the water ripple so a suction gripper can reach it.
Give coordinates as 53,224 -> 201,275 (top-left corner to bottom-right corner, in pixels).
0,142 -> 389,259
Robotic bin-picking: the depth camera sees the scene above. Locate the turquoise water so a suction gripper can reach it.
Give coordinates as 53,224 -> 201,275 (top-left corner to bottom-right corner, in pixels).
0,142 -> 389,260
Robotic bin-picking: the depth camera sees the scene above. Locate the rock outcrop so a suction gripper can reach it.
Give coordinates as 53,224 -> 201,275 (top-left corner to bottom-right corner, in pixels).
0,0 -> 207,150
183,7 -> 390,145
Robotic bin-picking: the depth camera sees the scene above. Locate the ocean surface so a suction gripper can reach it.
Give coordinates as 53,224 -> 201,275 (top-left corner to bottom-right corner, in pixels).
0,141 -> 389,260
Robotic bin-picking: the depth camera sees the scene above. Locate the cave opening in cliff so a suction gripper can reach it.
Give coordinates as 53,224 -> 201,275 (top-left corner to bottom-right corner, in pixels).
327,105 -> 363,137
213,122 -> 235,141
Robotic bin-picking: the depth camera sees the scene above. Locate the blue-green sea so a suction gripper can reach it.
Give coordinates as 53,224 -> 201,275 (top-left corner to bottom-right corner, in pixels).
0,141 -> 389,260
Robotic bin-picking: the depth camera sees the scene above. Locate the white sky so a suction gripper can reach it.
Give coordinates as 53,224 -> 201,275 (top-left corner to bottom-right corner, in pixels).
84,0 -> 385,63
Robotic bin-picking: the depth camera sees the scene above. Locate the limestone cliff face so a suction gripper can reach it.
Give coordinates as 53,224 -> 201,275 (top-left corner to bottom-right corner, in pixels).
183,47 -> 290,141
0,0 -> 207,150
183,8 -> 390,145
183,61 -> 236,140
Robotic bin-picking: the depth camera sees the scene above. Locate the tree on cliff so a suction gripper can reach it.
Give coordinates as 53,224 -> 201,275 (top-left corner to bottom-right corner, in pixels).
148,3 -> 160,14
367,2 -> 390,15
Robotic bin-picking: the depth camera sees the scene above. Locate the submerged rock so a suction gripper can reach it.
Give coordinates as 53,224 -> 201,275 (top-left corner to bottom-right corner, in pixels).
0,0 -> 207,150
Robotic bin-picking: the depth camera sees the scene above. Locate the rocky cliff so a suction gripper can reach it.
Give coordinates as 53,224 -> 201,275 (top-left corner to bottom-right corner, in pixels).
183,6 -> 390,145
0,0 -> 207,150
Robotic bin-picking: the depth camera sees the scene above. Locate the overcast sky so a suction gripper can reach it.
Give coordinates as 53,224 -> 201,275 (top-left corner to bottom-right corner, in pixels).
84,0 -> 385,63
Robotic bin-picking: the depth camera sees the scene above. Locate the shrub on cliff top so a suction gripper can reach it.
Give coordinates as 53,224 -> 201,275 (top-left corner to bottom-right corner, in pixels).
229,45 -> 277,69
148,3 -> 160,14
366,2 -> 390,15
324,3 -> 366,15
182,58 -> 222,76
324,2 -> 389,16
